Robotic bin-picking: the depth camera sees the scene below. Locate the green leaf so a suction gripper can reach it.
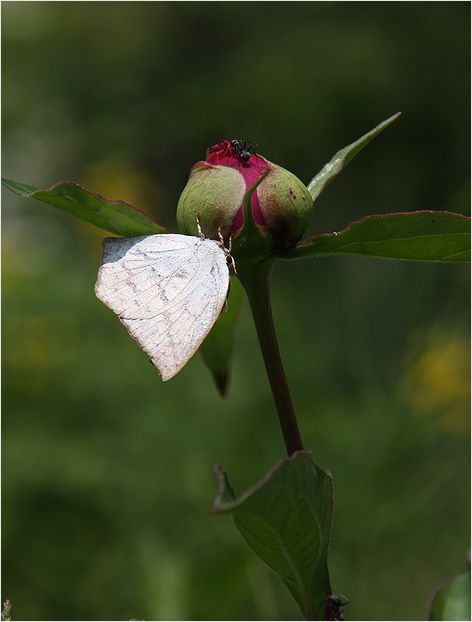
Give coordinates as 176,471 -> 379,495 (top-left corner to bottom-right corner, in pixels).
2,178 -> 37,195
307,112 -> 401,203
429,571 -> 471,621
212,451 -> 335,620
199,277 -> 246,396
282,211 -> 471,262
2,177 -> 167,237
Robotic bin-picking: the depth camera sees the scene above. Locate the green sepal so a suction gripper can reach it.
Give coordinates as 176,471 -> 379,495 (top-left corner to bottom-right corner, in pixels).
232,169 -> 272,264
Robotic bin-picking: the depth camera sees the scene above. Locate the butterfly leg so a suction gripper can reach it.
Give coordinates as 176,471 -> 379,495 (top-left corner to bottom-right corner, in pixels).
217,226 -> 238,276
195,215 -> 204,238
217,225 -> 225,246
226,234 -> 238,275
228,255 -> 238,275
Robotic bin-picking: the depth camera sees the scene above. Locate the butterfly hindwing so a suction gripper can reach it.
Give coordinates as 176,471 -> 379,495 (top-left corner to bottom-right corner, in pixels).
95,234 -> 230,380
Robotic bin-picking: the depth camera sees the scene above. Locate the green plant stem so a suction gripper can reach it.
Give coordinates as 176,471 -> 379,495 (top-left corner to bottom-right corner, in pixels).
238,260 -> 304,457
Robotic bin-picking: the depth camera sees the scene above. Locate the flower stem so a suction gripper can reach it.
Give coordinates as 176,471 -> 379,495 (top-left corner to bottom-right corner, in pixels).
238,260 -> 304,456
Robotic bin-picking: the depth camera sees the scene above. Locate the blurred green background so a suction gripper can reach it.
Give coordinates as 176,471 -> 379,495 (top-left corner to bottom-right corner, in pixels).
2,3 -> 470,620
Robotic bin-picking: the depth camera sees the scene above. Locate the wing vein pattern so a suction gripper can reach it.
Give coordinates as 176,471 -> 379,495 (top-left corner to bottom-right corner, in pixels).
95,234 -> 230,380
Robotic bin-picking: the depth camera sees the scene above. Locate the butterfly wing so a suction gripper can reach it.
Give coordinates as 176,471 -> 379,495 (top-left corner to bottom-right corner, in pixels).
95,233 -> 230,380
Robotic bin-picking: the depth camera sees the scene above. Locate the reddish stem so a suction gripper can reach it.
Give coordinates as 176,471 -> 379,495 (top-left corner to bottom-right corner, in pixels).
239,261 -> 304,456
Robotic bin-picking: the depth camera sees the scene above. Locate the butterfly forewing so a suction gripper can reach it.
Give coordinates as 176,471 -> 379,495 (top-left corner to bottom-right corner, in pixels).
95,234 -> 230,380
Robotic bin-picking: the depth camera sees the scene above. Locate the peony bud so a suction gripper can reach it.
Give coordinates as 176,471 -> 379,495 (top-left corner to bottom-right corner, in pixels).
176,141 -> 313,260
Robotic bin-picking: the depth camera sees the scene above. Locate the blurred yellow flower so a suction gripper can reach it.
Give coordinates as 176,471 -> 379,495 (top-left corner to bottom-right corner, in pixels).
401,329 -> 470,435
78,157 -> 162,254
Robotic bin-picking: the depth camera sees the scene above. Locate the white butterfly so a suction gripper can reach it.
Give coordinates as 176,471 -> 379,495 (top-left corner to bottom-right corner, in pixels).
95,232 -> 232,381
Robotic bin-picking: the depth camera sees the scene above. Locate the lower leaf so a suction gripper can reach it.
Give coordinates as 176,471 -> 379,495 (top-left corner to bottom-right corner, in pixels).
212,451 -> 340,620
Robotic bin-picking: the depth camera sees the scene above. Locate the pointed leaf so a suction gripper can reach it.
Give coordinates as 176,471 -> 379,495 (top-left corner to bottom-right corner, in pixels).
199,277 -> 245,396
429,571 -> 471,621
2,177 -> 167,237
283,211 -> 470,262
212,451 -> 335,620
308,112 -> 401,203
2,178 -> 37,195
